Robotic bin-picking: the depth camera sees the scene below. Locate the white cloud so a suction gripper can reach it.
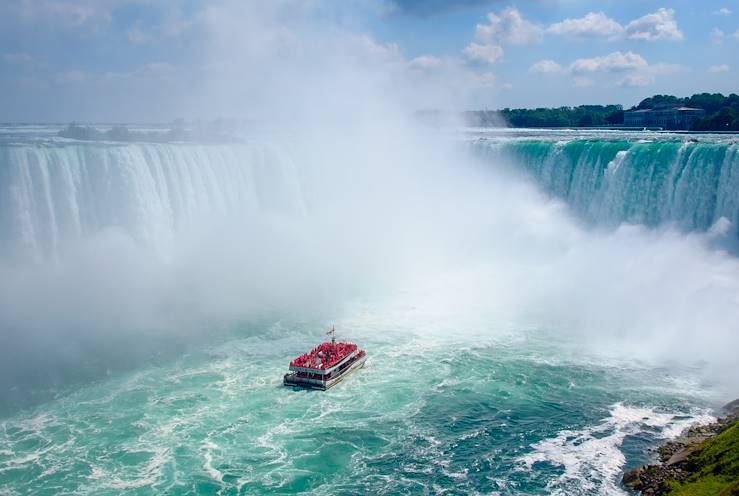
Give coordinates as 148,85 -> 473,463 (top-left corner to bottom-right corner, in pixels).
356,35 -> 401,60
3,1 -> 197,41
709,64 -> 730,73
464,7 -> 542,65
463,6 -> 684,71
712,28 -> 726,43
564,52 -> 683,89
570,51 -> 648,73
734,29 -> 739,39
625,8 -> 683,41
618,74 -> 654,87
565,51 -> 682,88
463,42 -> 504,64
126,5 -> 195,45
715,8 -> 731,16
409,55 -> 444,70
475,8 -> 544,45
573,77 -> 593,88
10,0 -> 118,31
542,8 -> 685,44
529,59 -> 563,74
547,12 -> 624,40
36,2 -> 101,27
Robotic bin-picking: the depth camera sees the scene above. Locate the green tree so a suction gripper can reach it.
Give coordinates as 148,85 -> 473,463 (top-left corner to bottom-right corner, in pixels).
635,94 -> 685,109
694,107 -> 737,131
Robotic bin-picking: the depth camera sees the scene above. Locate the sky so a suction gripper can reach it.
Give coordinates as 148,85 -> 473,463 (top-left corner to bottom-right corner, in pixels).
0,0 -> 736,121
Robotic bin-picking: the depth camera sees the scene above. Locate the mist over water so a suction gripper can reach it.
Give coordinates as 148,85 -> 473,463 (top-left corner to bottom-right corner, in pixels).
2,126 -> 738,405
1,3 -> 739,494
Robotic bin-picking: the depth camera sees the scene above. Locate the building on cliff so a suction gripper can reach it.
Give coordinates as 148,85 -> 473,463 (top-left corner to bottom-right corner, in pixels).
623,106 -> 706,130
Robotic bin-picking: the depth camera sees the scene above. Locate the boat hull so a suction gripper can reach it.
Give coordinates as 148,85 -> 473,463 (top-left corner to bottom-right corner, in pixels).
284,353 -> 366,390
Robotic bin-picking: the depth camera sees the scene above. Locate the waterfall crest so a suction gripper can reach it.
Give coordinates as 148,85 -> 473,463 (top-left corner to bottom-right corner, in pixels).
0,142 -> 306,261
474,139 -> 739,235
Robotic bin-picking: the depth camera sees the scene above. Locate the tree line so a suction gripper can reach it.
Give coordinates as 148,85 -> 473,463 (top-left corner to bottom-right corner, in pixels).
464,105 -> 624,128
57,123 -> 240,142
633,93 -> 739,131
462,93 -> 739,131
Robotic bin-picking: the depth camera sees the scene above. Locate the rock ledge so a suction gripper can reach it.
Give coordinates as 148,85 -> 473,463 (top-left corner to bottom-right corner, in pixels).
622,399 -> 739,495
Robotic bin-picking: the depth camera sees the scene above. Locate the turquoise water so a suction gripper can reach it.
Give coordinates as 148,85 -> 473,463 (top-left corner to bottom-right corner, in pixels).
0,318 -> 717,495
470,130 -> 739,236
0,127 -> 735,495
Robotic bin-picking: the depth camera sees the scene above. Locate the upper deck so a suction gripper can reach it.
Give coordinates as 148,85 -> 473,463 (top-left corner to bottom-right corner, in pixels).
290,341 -> 358,371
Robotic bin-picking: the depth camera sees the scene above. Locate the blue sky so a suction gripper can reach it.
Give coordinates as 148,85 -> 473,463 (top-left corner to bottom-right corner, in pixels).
0,0 -> 736,121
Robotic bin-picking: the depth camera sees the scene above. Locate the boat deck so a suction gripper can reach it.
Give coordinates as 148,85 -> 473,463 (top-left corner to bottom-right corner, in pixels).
290,341 -> 358,371
284,352 -> 366,390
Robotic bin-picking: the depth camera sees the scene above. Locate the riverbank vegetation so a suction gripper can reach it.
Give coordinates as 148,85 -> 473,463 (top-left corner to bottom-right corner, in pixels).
664,420 -> 739,495
623,400 -> 739,496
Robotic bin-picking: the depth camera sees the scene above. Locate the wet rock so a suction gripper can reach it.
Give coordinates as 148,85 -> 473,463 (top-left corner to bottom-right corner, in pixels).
722,398 -> 739,417
623,466 -> 644,487
622,398 -> 739,495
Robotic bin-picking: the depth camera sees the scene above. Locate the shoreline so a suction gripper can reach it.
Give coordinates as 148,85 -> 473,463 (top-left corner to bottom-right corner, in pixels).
623,399 -> 739,495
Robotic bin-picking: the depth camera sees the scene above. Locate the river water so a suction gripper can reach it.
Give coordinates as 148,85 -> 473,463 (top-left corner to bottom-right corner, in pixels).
0,126 -> 736,495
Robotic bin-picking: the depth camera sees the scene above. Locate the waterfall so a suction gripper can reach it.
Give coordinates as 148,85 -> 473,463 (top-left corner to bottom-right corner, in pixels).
3,136 -> 739,263
0,142 -> 306,261
473,138 -> 739,235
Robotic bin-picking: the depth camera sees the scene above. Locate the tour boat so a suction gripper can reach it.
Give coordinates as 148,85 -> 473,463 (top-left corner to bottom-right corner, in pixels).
283,328 -> 366,390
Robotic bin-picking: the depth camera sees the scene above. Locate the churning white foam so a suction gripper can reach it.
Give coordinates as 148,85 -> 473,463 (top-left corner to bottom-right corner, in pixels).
518,403 -> 715,496
202,440 -> 224,482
